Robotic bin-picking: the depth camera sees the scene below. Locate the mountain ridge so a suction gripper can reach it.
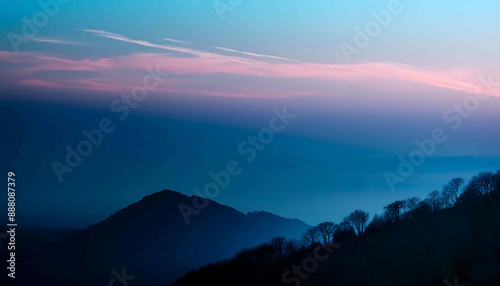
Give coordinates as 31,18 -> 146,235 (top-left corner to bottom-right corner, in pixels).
19,189 -> 310,285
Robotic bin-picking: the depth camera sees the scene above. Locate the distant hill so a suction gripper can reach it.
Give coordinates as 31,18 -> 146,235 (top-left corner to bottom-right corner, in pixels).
3,190 -> 309,285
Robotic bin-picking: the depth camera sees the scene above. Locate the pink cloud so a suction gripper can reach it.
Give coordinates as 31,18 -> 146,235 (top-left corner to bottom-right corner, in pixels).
0,46 -> 497,99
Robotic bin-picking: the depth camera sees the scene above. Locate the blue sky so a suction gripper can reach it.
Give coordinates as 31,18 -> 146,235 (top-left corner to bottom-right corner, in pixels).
1,0 -> 499,227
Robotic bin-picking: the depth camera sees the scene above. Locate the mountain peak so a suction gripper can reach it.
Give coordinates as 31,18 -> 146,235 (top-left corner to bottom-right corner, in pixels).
54,188 -> 310,285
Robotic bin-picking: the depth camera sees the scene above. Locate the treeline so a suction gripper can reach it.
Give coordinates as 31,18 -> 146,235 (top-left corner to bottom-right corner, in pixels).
299,170 -> 500,245
172,169 -> 500,286
173,235 -> 317,286
368,170 -> 500,230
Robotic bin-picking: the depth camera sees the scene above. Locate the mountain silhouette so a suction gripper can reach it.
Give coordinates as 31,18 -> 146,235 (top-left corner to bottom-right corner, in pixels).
7,189 -> 309,285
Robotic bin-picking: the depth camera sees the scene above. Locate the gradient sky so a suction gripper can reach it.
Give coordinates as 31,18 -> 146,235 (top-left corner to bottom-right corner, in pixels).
1,0 -> 500,228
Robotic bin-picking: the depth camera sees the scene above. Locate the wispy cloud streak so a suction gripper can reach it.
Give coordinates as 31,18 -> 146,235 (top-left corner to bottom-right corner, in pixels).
0,30 -> 497,99
32,38 -> 87,45
163,38 -> 192,45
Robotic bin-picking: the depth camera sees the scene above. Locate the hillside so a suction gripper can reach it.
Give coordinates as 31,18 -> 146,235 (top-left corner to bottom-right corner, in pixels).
173,175 -> 500,286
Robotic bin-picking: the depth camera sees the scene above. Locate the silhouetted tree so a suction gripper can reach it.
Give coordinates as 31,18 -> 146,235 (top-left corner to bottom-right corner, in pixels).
494,170 -> 500,195
269,237 -> 288,261
335,219 -> 356,241
402,196 -> 420,219
234,247 -> 254,261
317,221 -> 337,245
301,226 -> 319,247
442,178 -> 465,207
366,214 -> 387,231
345,210 -> 370,237
384,201 -> 404,223
427,190 -> 444,211
253,243 -> 276,270
407,197 -> 420,209
284,239 -> 300,256
467,171 -> 496,196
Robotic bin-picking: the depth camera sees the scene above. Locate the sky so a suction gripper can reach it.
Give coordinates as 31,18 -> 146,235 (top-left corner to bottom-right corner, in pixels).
1,0 -> 500,228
